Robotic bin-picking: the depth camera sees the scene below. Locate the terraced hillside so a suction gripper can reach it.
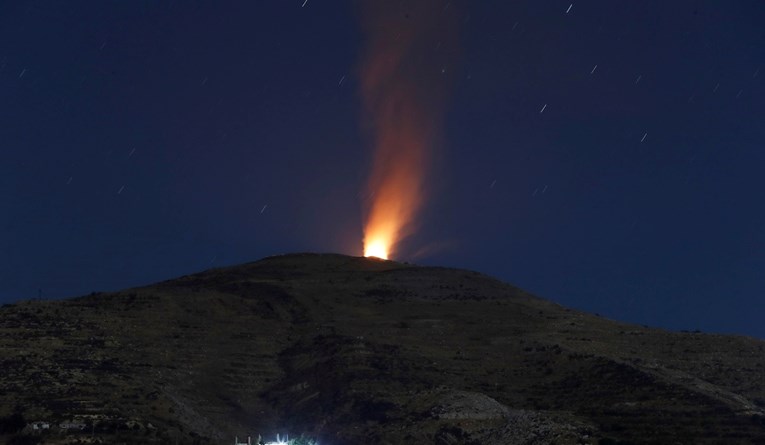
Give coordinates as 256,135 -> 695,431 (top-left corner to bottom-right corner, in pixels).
1,253 -> 764,444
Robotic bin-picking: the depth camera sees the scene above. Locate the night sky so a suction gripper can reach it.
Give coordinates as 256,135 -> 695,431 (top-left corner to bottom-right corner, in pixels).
2,1 -> 764,338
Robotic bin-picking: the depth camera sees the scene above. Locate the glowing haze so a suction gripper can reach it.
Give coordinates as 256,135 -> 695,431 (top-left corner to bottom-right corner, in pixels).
359,0 -> 459,260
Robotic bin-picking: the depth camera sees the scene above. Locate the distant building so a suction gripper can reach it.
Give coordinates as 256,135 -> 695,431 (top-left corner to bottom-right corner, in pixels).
60,421 -> 87,430
23,421 -> 52,434
30,421 -> 50,431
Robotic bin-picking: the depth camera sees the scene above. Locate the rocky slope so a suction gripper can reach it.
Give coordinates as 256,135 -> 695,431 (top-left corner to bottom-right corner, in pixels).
1,253 -> 764,444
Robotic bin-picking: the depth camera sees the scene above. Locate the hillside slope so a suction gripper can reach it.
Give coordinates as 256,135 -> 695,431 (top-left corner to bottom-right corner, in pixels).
1,253 -> 764,444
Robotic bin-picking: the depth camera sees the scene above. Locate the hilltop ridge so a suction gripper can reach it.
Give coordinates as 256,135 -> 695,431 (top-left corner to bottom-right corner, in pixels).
1,253 -> 764,444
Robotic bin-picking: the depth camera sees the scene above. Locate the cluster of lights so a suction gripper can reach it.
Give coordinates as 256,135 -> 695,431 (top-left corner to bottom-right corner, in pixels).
264,434 -> 288,445
237,433 -> 319,445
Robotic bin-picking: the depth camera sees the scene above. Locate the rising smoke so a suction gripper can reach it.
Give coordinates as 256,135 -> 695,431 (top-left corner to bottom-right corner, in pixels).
359,0 -> 460,259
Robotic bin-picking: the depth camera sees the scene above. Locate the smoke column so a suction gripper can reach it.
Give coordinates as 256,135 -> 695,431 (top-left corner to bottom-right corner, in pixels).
359,0 -> 459,259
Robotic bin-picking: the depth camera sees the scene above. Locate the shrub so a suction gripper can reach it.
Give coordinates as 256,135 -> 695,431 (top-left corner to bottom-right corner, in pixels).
0,412 -> 26,434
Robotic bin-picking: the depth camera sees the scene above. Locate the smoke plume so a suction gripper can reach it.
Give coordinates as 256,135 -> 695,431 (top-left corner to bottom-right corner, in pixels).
359,0 -> 459,259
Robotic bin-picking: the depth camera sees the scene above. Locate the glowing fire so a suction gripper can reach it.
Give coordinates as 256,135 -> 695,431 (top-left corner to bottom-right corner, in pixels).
359,0 -> 459,261
364,239 -> 389,260
362,129 -> 425,260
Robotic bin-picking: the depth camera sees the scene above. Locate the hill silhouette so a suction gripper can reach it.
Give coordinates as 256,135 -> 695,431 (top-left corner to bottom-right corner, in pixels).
1,253 -> 764,444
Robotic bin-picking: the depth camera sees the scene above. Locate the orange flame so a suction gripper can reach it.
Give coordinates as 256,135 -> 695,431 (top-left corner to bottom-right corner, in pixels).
359,0 -> 459,260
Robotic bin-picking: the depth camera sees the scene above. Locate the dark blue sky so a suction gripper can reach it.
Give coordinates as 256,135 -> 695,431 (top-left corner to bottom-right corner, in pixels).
2,1 -> 764,338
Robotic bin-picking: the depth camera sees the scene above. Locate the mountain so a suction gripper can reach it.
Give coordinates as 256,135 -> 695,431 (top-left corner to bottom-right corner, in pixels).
1,253 -> 764,445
